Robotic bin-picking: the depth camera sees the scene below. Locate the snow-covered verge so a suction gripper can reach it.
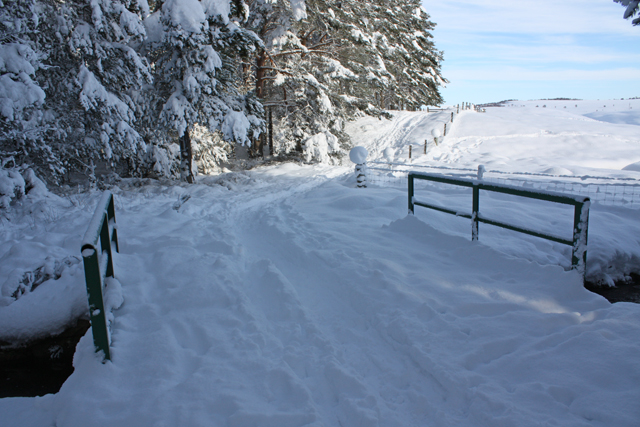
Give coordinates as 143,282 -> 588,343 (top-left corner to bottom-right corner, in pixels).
0,173 -> 91,346
0,100 -> 639,426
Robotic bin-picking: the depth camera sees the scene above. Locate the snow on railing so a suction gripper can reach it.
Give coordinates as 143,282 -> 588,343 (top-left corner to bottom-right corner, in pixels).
81,190 -> 119,362
367,163 -> 640,207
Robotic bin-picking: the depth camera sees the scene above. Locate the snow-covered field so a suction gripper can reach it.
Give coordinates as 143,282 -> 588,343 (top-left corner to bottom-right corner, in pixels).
1,100 -> 640,426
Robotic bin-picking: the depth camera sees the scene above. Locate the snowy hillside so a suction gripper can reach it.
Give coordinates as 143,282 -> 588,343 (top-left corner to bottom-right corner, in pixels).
1,100 -> 640,426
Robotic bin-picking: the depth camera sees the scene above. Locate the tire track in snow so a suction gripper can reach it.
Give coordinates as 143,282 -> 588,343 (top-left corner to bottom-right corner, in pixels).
365,112 -> 450,161
230,184 -> 484,426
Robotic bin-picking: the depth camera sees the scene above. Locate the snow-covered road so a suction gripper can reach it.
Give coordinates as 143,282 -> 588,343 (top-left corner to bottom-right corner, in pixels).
2,101 -> 640,426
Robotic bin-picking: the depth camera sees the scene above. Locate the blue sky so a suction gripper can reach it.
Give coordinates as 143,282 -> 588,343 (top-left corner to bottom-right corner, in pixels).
421,0 -> 640,105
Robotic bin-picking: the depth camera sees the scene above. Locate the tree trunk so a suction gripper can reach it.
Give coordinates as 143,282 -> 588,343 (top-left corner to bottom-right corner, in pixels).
255,51 -> 267,98
268,107 -> 274,156
180,131 -> 195,183
253,134 -> 263,157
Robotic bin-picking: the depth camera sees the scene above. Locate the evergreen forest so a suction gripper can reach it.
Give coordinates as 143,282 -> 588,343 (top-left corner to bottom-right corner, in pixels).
0,0 -> 446,184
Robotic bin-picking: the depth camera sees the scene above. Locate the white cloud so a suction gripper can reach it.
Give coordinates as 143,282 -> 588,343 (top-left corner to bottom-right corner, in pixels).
449,39 -> 638,65
422,0 -> 638,36
446,67 -> 640,82
421,0 -> 640,103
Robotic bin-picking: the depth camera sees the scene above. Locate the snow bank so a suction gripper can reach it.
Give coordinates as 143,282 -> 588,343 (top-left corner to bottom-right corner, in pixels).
585,110 -> 640,126
303,131 -> 341,163
0,258 -> 87,344
0,168 -> 25,209
0,174 -> 96,344
622,161 -> 640,172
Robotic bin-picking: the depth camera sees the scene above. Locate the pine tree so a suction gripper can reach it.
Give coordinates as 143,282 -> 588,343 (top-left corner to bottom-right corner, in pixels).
242,0 -> 377,162
142,0 -> 263,182
0,0 -> 50,177
370,0 -> 445,109
2,0 -> 447,182
1,0 -> 152,184
241,0 -> 446,162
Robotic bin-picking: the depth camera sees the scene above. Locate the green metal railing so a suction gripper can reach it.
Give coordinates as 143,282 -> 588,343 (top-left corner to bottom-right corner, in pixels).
408,172 -> 590,275
81,191 -> 119,361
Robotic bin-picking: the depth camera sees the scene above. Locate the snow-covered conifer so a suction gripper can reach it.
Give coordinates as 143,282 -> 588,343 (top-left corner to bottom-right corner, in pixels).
241,0 -> 445,163
365,0 -> 445,109
143,0 -> 263,182
242,0 -> 372,161
1,0 -> 152,183
0,0 -> 50,178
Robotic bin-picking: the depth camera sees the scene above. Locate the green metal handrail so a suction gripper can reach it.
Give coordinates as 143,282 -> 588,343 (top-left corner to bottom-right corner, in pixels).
81,191 -> 119,361
408,172 -> 590,276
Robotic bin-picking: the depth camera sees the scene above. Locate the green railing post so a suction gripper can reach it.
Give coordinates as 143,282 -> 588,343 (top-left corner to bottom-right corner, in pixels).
107,195 -> 119,252
571,200 -> 590,276
472,184 -> 480,241
100,214 -> 115,278
82,244 -> 111,361
408,173 -> 415,214
82,191 -> 119,362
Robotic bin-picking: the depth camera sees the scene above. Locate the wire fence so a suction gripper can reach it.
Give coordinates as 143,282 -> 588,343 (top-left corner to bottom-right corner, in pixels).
366,164 -> 640,207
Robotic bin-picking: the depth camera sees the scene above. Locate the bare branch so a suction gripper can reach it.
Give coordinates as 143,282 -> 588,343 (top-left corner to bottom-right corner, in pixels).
256,67 -> 294,76
271,48 -> 333,58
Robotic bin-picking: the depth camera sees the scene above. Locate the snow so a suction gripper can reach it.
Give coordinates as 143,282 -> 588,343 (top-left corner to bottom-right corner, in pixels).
303,132 -> 341,163
0,169 -> 25,209
0,43 -> 37,76
201,0 -> 230,23
161,91 -> 194,137
202,45 -> 222,72
273,73 -> 286,86
477,164 -> 485,180
81,191 -> 113,248
325,58 -> 356,80
137,0 -> 150,17
290,0 -> 307,21
78,66 -> 132,121
162,0 -> 206,33
0,258 -> 87,344
0,43 -> 45,120
383,147 -> 394,163
318,91 -> 333,113
349,100 -> 640,176
117,4 -> 148,39
1,100 -> 640,426
349,146 -> 369,164
623,161 -> 640,172
221,110 -> 252,146
143,12 -> 164,43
